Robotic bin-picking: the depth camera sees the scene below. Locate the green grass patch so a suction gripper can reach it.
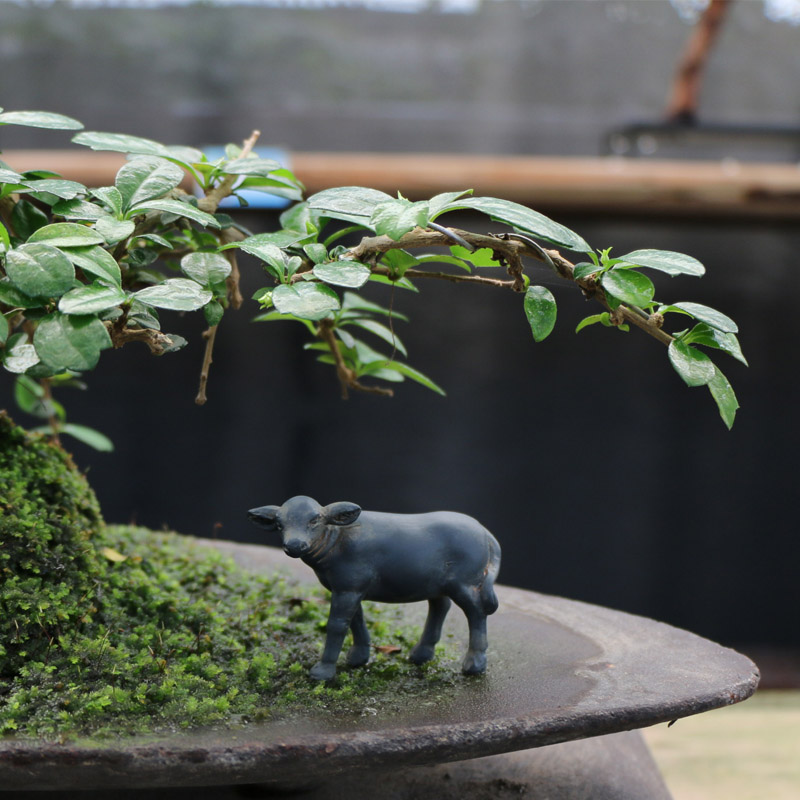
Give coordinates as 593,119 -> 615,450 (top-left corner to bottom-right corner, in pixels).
0,414 -> 460,741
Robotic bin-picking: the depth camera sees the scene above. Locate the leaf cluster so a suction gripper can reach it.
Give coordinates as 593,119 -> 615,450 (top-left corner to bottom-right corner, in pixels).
0,110 -> 745,431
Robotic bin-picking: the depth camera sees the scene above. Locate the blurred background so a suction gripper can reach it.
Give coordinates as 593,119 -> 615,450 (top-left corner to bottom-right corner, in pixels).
1,0 -> 798,682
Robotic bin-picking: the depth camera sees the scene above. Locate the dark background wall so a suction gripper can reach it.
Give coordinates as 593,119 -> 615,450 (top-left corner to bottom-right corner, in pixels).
1,1 -> 798,654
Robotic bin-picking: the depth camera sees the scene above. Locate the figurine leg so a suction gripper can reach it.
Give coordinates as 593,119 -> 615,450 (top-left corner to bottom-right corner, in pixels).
310,591 -> 362,681
409,596 -> 452,665
346,603 -> 371,667
451,587 -> 489,675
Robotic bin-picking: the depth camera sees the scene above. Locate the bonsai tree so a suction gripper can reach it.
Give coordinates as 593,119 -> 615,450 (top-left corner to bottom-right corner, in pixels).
0,110 -> 746,739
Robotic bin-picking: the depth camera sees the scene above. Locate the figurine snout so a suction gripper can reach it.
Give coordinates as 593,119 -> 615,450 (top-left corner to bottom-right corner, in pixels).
283,538 -> 309,558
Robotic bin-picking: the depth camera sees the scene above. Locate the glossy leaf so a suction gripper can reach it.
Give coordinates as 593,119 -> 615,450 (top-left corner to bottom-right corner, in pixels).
272,282 -> 340,320
64,246 -> 122,287
28,222 -> 105,248
61,423 -> 115,452
0,313 -> 7,343
601,269 -> 655,307
3,334 -> 40,373
303,243 -> 328,264
91,186 -> 124,217
436,196 -> 592,253
341,292 -> 409,321
524,285 -> 557,342
223,230 -> 309,254
22,179 -> 87,200
708,366 -> 739,430
33,313 -> 112,371
620,249 -> 705,277
661,301 -> 737,333
204,300 -> 224,327
5,243 -> 76,298
0,167 -> 24,184
427,190 -> 472,218
308,186 -> 393,224
372,360 -> 445,395
96,216 -> 135,245
181,252 -> 231,286
0,110 -> 83,130
368,274 -> 418,291
52,199 -> 107,221
572,262 -> 602,281
312,261 -> 371,288
683,322 -> 747,365
222,156 -> 282,177
668,340 -> 715,387
134,278 -> 213,311
0,278 -> 46,308
370,198 -> 430,241
449,245 -> 502,268
73,131 -> 169,157
115,157 -> 184,210
58,284 -> 128,315
11,200 -> 48,240
128,198 -> 220,228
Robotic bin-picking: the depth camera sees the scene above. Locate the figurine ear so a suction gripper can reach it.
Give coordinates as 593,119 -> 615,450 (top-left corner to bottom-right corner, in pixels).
324,502 -> 361,527
248,505 -> 281,531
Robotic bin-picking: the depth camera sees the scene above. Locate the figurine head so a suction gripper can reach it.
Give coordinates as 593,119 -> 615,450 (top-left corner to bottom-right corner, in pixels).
248,495 -> 361,558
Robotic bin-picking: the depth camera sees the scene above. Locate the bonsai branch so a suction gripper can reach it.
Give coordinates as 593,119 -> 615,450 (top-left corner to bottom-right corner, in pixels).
195,325 -> 218,406
198,129 -> 261,214
105,321 -> 178,355
317,319 -> 394,400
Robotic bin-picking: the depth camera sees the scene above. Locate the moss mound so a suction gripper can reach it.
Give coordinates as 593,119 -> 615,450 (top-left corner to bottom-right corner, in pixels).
0,416 -> 459,740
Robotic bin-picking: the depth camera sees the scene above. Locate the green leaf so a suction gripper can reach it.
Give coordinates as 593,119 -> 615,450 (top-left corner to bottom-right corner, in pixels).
5,243 -> 76,298
60,423 -> 114,452
370,198 -> 430,241
373,360 -> 445,395
203,300 -> 224,327
272,282 -> 340,320
73,131 -> 170,157
115,157 -> 184,211
0,278 -> 46,308
58,284 -> 128,315
575,313 -> 611,333
3,333 -> 40,373
13,374 -> 64,420
601,269 -> 655,307
0,220 -> 10,254
221,156 -> 282,177
91,186 -> 124,217
449,245 -> 502,268
134,278 -> 213,311
415,254 -> 472,272
573,262 -> 602,281
368,274 -> 418,291
180,252 -> 232,287
307,186 -> 393,225
222,230 -> 308,253
128,198 -> 220,228
52,198 -> 107,221
428,190 -> 473,218
619,249 -> 705,277
22,179 -> 87,200
33,313 -> 112,371
524,285 -> 557,342
0,313 -> 7,343
436,196 -> 592,253
341,292 -> 408,321
303,243 -> 328,264
28,222 -> 105,248
661,301 -> 737,334
708,366 -> 739,430
345,318 -> 407,357
683,322 -> 747,365
668,340 -> 715,387
0,111 -> 83,130
0,167 -> 24,184
312,261 -> 371,288
63,246 -> 122,287
96,216 -> 135,245
11,200 -> 48,240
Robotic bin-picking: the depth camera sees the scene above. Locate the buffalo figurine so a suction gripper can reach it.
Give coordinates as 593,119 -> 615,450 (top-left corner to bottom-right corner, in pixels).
248,495 -> 502,681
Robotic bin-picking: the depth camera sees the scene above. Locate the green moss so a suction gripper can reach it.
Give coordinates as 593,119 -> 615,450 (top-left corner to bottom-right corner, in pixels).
0,416 -> 460,741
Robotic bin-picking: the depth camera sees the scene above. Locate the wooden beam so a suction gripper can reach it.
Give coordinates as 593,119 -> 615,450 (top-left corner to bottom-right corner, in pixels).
4,149 -> 800,219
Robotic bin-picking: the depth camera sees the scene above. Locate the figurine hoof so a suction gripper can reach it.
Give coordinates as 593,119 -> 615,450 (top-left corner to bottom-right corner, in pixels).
461,651 -> 487,675
346,644 -> 371,667
310,661 -> 337,681
409,644 -> 436,665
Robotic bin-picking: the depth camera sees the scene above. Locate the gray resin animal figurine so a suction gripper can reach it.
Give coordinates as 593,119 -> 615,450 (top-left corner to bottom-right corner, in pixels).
247,495 -> 501,681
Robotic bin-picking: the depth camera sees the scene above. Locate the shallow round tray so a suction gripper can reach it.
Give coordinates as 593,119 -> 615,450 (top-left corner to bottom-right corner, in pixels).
0,539 -> 759,790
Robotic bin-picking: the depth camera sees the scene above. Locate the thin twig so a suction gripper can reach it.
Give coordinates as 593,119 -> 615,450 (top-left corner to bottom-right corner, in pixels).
195,325 -> 218,406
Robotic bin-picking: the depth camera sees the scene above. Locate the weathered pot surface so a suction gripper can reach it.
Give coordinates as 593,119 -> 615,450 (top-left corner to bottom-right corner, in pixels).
0,540 -> 759,791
